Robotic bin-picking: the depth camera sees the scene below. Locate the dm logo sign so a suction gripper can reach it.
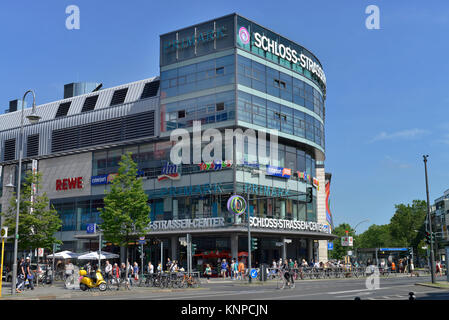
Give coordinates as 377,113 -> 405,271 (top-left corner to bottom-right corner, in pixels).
238,27 -> 250,45
227,195 -> 247,216
158,163 -> 180,181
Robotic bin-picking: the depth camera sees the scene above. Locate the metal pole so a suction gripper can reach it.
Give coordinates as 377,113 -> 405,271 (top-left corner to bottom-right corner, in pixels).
161,241 -> 163,272
10,107 -> 24,295
423,155 -> 436,283
247,193 -> 252,283
0,238 -> 5,297
141,242 -> 144,279
52,243 -> 55,285
98,232 -> 101,271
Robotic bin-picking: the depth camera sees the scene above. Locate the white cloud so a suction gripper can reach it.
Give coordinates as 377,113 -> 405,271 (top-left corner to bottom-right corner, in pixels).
369,128 -> 429,143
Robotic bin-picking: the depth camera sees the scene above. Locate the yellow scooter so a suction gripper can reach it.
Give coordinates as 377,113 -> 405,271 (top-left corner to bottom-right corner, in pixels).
79,269 -> 107,291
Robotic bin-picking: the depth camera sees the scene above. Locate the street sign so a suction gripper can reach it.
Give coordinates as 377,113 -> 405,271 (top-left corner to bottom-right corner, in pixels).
379,248 -> 408,251
38,248 -> 44,257
250,269 -> 258,279
347,251 -> 353,256
138,237 -> 146,245
284,239 -> 292,244
275,242 -> 284,247
341,236 -> 353,246
86,223 -> 96,234
328,242 -> 334,250
0,227 -> 7,239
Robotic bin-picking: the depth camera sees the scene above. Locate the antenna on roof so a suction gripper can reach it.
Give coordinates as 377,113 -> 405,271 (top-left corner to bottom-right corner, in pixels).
92,83 -> 103,92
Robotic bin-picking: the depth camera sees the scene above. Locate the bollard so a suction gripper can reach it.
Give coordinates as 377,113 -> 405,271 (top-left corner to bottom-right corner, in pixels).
408,292 -> 415,301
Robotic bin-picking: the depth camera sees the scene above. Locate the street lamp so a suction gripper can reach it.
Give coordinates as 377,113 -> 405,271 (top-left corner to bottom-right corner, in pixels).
6,90 -> 40,295
353,219 -> 370,235
423,155 -> 436,284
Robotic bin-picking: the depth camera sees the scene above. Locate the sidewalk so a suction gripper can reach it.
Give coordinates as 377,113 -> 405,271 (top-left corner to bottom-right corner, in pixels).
415,281 -> 449,290
0,281 -> 207,300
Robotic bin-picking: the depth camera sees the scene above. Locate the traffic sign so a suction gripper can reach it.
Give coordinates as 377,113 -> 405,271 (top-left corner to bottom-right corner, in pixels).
86,223 -> 96,234
250,269 -> 258,279
284,239 -> 292,244
341,236 -> 353,246
0,227 -> 7,239
38,248 -> 44,257
138,237 -> 146,245
328,242 -> 334,250
275,242 -> 284,247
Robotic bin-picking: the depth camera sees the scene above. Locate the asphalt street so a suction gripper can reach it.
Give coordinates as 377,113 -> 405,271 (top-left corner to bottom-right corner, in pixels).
50,275 -> 449,301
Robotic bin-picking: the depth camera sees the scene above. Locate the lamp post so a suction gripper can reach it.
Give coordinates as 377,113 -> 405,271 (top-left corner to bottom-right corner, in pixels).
423,155 -> 436,284
353,219 -> 370,235
7,90 -> 40,295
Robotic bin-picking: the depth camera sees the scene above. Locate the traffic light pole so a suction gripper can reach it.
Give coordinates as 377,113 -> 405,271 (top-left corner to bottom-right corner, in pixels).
247,192 -> 252,284
423,155 -> 436,284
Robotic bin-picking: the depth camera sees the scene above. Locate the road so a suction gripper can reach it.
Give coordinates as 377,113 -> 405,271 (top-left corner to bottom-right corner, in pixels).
58,275 -> 449,300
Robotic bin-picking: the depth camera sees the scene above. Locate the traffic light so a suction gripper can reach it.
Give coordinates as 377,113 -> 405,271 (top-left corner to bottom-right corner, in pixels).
191,243 -> 197,253
425,232 -> 432,244
251,238 -> 258,251
53,242 -> 61,252
306,187 -> 313,203
100,239 -> 107,249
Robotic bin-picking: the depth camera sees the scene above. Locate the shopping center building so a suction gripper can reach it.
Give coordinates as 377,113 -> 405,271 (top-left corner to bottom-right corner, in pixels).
0,14 -> 335,268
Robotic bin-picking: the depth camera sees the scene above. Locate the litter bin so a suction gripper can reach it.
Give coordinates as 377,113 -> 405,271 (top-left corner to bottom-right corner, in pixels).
259,264 -> 267,281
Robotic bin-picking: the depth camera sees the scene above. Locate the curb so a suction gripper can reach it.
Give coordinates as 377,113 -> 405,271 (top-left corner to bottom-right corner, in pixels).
415,282 -> 449,290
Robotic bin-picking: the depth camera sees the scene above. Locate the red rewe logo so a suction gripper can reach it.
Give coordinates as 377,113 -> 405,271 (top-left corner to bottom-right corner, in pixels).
56,177 -> 84,191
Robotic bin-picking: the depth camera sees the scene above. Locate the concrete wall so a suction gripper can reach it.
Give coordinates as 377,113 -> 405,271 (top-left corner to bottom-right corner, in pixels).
316,166 -> 328,262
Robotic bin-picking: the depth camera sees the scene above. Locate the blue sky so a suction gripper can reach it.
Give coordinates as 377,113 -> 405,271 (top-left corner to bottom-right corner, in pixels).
1,1 -> 448,233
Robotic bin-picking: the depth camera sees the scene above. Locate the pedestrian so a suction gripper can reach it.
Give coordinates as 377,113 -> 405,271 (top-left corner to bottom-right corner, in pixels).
112,263 -> 120,289
157,261 -> 162,273
230,259 -> 235,280
16,257 -> 25,293
127,261 -> 134,286
409,259 -> 415,277
133,262 -> 139,282
104,260 -> 112,284
233,259 -> 238,280
166,258 -> 172,271
282,258 -> 294,287
221,259 -> 228,279
147,261 -> 154,274
24,257 -> 34,290
204,264 -> 212,283
436,261 -> 442,277
238,260 -> 245,280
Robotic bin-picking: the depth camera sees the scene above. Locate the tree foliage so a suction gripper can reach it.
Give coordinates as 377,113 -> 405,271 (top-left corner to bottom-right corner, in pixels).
3,171 -> 62,251
99,152 -> 151,250
357,224 -> 392,248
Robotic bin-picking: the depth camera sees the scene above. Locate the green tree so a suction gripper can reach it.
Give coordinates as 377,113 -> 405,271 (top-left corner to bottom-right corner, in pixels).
389,200 -> 427,249
99,152 -> 151,273
4,170 -> 62,252
329,223 -> 356,260
357,224 -> 392,248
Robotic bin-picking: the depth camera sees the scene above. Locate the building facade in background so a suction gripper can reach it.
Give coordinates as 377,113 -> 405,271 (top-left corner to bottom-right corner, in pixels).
0,14 -> 335,268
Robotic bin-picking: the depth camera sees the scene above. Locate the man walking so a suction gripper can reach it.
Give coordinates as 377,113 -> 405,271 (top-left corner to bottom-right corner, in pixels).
25,257 -> 34,290
16,257 -> 25,293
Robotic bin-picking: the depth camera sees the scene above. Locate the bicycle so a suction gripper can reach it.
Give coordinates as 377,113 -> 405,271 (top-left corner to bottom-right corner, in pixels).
277,270 -> 295,290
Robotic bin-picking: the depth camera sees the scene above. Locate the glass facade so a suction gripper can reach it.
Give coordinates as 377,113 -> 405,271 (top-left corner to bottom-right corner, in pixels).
51,197 -> 104,232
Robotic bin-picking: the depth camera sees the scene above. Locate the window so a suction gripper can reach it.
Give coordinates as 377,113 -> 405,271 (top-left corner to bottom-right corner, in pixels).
216,102 -> 225,112
110,88 -> 128,106
26,134 -> 39,157
81,95 -> 99,113
3,139 -> 16,161
178,110 -> 186,118
55,102 -> 71,118
216,67 -> 224,75
140,80 -> 160,99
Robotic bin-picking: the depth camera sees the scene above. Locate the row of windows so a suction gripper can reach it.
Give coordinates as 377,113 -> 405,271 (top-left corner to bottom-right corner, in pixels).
237,92 -> 324,149
237,55 -> 325,120
92,140 -> 316,178
162,90 -> 235,131
54,81 -> 159,119
51,198 -> 104,232
160,55 -> 234,99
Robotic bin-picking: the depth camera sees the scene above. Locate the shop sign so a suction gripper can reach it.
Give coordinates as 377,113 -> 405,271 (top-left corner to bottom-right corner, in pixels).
163,26 -> 227,53
56,177 -> 84,191
249,217 -> 331,234
91,171 -> 143,185
198,160 -> 232,171
158,163 -> 181,181
266,165 -> 291,178
156,183 -> 225,197
227,195 -> 247,216
243,183 -> 290,197
253,32 -> 326,85
150,217 -> 225,231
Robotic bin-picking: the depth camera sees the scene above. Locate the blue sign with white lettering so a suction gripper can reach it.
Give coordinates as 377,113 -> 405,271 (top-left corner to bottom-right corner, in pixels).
266,165 -> 291,179
139,236 -> 146,245
87,224 -> 96,234
379,248 -> 408,252
328,242 -> 333,250
250,269 -> 258,279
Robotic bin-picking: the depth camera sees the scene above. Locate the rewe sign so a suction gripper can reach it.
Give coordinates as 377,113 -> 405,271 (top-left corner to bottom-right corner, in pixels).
56,177 -> 84,191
